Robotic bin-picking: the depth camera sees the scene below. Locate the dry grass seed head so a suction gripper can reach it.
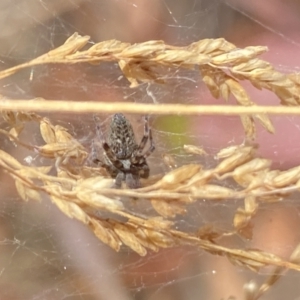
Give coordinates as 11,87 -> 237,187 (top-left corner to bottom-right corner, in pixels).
2,35 -> 300,274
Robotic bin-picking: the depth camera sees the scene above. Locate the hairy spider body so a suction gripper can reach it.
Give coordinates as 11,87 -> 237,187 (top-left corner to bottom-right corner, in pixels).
93,113 -> 154,189
108,113 -> 138,160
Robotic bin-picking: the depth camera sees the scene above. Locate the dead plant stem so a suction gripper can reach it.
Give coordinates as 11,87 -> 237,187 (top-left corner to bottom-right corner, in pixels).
0,99 -> 300,116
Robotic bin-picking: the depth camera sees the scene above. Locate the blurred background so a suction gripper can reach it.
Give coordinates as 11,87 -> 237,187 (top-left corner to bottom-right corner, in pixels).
1,0 -> 300,299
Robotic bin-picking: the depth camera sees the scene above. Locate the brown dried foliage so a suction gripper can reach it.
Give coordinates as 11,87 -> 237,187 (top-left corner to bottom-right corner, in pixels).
1,33 -> 300,299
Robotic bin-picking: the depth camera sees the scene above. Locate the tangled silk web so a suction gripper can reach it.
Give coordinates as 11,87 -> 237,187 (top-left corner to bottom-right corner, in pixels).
2,14 -> 300,300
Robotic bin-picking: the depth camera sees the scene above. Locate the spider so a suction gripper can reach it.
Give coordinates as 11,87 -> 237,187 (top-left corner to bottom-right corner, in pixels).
92,113 -> 155,189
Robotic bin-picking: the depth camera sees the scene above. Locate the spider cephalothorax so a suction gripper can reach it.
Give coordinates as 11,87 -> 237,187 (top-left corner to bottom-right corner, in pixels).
93,113 -> 155,188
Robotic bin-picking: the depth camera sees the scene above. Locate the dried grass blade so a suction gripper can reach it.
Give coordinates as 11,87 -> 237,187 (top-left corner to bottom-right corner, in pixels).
0,149 -> 23,169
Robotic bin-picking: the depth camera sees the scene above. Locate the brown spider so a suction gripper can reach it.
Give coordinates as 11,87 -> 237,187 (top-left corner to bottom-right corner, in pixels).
92,113 -> 155,188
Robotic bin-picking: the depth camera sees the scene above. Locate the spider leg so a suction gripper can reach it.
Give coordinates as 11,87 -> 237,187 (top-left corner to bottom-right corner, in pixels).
92,138 -> 111,168
137,115 -> 149,153
131,116 -> 154,164
91,139 -> 102,165
126,173 -> 141,189
139,162 -> 150,179
114,172 -> 125,188
140,126 -> 155,158
94,117 -> 123,169
102,143 -> 123,169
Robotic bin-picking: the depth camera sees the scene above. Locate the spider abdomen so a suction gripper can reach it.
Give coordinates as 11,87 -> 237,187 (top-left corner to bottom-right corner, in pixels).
108,113 -> 137,158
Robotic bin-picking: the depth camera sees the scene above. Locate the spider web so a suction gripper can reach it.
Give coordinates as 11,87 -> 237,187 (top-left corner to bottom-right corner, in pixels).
1,0 -> 300,299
